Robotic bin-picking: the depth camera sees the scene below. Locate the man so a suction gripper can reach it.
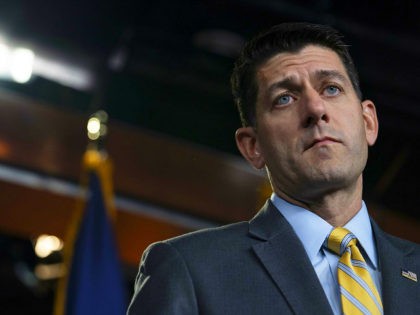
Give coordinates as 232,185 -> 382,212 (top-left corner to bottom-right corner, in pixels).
127,23 -> 419,315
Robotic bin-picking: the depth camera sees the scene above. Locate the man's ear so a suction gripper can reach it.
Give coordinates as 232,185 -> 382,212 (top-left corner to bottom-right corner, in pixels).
361,100 -> 379,146
235,127 -> 265,169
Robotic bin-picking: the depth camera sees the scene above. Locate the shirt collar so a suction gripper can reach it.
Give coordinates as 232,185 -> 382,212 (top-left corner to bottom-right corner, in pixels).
270,193 -> 378,268
344,202 -> 378,268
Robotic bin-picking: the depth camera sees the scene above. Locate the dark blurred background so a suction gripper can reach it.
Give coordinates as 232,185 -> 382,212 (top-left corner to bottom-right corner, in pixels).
0,1 -> 418,313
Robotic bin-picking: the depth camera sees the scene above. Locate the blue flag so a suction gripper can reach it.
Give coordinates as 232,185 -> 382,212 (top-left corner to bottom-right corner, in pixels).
55,150 -> 127,315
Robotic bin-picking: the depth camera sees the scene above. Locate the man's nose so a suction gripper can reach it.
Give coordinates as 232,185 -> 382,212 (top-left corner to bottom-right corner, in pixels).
301,89 -> 329,128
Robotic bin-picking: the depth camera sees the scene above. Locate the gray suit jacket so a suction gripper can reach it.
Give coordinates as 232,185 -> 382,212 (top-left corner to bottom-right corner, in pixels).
127,201 -> 420,314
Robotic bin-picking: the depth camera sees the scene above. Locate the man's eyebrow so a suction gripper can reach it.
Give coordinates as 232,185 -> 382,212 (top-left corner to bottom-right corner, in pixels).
314,69 -> 348,83
267,76 -> 300,94
266,70 -> 349,94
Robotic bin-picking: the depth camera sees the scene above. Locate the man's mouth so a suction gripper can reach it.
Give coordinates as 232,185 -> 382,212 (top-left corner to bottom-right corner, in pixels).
305,136 -> 341,150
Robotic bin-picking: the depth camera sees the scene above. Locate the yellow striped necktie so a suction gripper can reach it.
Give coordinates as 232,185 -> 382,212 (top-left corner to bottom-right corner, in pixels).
325,227 -> 383,315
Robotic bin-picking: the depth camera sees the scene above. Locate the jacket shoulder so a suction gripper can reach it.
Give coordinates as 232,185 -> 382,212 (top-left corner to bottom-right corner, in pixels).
377,227 -> 420,259
139,221 -> 253,282
388,234 -> 419,251
162,221 -> 250,251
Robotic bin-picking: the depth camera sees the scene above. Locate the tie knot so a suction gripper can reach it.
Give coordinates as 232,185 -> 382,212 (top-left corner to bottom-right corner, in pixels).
324,227 -> 357,256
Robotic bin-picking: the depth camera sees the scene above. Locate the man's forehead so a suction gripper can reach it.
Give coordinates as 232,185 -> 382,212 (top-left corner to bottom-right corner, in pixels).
257,45 -> 347,80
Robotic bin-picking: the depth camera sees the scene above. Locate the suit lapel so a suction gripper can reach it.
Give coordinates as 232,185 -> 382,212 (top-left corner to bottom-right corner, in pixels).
249,202 -> 334,315
372,221 -> 419,315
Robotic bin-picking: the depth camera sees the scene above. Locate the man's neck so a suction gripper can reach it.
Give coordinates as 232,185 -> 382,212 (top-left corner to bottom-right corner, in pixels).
274,177 -> 363,227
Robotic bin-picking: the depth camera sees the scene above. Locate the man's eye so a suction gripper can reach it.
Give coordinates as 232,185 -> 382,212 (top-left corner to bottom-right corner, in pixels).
324,85 -> 340,96
275,94 -> 293,106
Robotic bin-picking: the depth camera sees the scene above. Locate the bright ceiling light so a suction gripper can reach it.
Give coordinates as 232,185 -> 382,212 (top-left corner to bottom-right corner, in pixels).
10,48 -> 34,83
0,43 -> 34,83
0,32 -> 94,89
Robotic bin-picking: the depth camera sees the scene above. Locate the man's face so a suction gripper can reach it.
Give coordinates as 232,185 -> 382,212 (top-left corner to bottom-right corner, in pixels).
236,45 -> 378,202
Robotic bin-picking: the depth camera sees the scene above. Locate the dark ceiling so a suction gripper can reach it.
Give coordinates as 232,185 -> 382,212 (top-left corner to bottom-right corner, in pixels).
0,1 -> 419,313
